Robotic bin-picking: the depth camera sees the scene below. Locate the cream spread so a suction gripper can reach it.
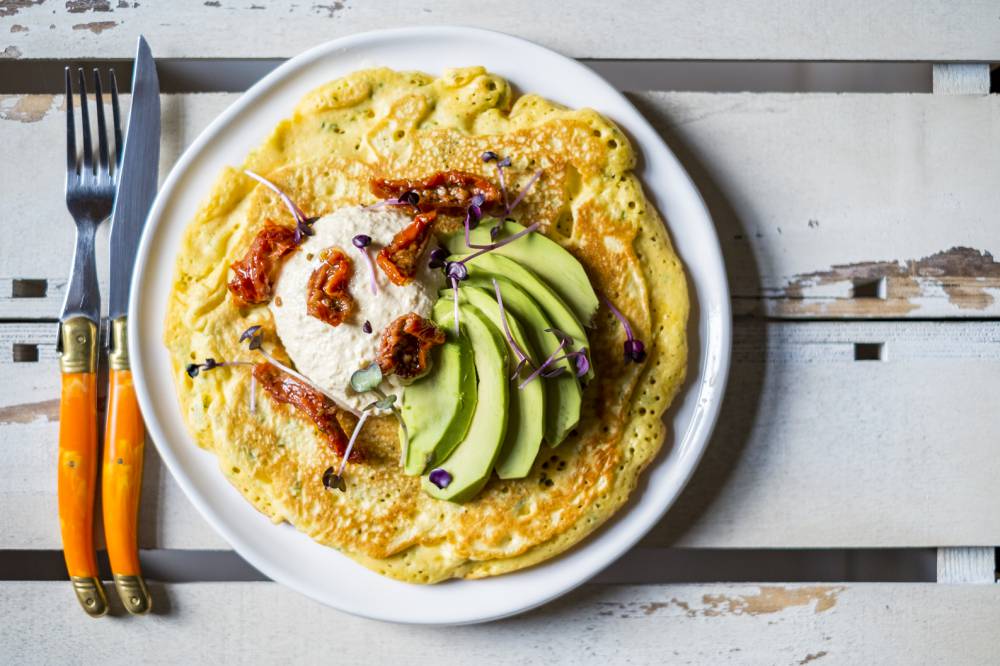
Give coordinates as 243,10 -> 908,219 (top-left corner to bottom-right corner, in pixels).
270,206 -> 443,412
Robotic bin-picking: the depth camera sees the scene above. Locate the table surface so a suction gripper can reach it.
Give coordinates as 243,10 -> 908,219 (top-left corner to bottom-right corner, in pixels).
2,3 -> 998,663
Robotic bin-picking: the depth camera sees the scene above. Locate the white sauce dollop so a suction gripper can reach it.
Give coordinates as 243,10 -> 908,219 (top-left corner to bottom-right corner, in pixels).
269,206 -> 443,412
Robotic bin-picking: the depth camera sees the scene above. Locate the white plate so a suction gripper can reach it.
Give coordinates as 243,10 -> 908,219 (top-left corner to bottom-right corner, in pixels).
130,26 -> 731,625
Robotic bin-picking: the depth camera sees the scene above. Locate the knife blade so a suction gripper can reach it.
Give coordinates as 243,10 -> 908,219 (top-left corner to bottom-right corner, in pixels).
108,35 -> 159,320
102,35 -> 160,616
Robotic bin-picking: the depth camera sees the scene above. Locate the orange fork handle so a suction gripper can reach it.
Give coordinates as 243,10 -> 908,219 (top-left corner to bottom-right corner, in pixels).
103,367 -> 152,614
58,371 -> 108,616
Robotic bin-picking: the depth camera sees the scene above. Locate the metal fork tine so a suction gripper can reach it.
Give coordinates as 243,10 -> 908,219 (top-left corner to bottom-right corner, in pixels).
77,68 -> 93,178
109,69 -> 123,169
65,67 -> 77,177
93,69 -> 110,180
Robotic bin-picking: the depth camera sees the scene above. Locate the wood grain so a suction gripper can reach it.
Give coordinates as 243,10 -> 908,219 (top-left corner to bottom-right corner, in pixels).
5,320 -> 1000,550
3,92 -> 999,320
3,581 -> 1000,663
2,1 -> 1000,61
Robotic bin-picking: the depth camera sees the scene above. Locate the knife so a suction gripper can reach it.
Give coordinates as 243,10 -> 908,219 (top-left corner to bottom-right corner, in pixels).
102,35 -> 159,615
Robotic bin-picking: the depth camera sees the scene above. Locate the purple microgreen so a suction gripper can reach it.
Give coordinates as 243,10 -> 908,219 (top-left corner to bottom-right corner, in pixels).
428,468 -> 453,489
352,234 -> 371,248
456,221 -> 541,265
362,320 -> 373,334
542,349 -> 591,378
186,357 -> 253,378
517,338 -> 568,389
494,158 -> 510,211
428,246 -> 449,269
481,151 -> 498,163
239,328 -> 357,413
544,327 -> 575,348
603,295 -> 647,364
399,190 -> 420,207
492,278 -> 532,370
446,261 -> 469,281
353,243 -> 379,294
450,275 -> 461,336
511,356 -> 530,381
333,409 -> 371,481
350,363 -> 383,393
624,339 -> 647,363
490,221 -> 502,241
461,205 -> 492,249
471,193 -> 486,208
322,466 -> 346,492
243,170 -> 316,245
507,169 -> 543,213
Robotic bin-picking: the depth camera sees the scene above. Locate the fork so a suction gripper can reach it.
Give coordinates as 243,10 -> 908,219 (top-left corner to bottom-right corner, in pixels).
58,66 -> 121,618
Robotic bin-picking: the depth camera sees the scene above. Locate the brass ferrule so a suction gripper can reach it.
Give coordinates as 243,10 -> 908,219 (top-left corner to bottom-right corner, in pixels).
113,574 -> 152,615
59,317 -> 98,374
108,317 -> 131,371
71,576 -> 109,617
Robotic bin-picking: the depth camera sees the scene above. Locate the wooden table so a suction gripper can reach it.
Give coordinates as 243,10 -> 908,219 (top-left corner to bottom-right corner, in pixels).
2,3 -> 998,662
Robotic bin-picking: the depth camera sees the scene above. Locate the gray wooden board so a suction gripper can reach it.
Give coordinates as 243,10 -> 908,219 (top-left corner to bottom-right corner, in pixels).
3,1 -> 1000,61
3,92 -> 999,320
3,582 -> 1000,664
4,320 -> 1000,550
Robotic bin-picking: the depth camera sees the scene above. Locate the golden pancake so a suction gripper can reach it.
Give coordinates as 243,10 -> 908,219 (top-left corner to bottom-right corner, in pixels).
165,66 -> 688,582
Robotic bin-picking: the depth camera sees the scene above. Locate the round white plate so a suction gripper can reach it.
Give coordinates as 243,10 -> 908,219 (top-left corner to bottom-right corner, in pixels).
130,26 -> 731,625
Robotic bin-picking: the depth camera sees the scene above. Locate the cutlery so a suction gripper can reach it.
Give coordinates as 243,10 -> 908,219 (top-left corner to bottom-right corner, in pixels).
102,35 -> 159,616
59,65 -> 121,618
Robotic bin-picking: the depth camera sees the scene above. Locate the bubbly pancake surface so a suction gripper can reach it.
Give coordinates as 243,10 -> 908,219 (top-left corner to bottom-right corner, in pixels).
166,66 -> 689,582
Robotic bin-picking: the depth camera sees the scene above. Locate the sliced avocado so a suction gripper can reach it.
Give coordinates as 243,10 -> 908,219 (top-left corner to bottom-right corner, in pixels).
462,277 -> 581,446
450,252 -> 593,381
445,221 -> 599,326
400,300 -> 477,475
422,306 -> 508,502
441,286 -> 546,479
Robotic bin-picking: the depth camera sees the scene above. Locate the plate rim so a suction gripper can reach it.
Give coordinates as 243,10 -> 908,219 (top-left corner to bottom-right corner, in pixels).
129,24 -> 732,625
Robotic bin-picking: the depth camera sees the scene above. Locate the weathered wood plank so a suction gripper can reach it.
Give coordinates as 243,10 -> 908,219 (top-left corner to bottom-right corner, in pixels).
932,64 -> 992,95
938,548 -> 996,583
3,581 -> 1000,663
1,1 -> 998,61
3,92 -> 999,320
5,320 -> 1000,550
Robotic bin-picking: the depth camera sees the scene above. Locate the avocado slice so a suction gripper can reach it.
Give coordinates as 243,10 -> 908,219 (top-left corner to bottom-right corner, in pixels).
441,286 -> 546,479
422,305 -> 509,502
450,252 -> 593,381
445,221 -> 599,326
400,300 -> 477,475
462,277 -> 582,446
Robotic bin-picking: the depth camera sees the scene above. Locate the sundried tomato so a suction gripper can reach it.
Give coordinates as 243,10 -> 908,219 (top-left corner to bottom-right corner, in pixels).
253,362 -> 360,459
370,170 -> 500,215
376,210 -> 436,286
376,313 -> 446,379
227,222 -> 298,305
306,247 -> 354,326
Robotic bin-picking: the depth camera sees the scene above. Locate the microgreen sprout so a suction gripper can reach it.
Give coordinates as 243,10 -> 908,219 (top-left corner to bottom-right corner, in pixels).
428,468 -> 453,489
362,320 -> 373,334
351,233 -> 379,294
349,363 -> 409,462
427,246 -> 449,269
492,279 -> 533,377
185,357 -> 253,378
243,170 -> 317,244
238,326 -> 353,412
603,295 -> 647,363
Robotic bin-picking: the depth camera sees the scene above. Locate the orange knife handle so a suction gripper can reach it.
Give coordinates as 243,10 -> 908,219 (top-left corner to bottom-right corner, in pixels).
103,317 -> 152,614
57,317 -> 108,617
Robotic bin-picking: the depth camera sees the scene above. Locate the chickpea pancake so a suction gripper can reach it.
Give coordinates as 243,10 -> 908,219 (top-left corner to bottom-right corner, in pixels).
166,66 -> 688,582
